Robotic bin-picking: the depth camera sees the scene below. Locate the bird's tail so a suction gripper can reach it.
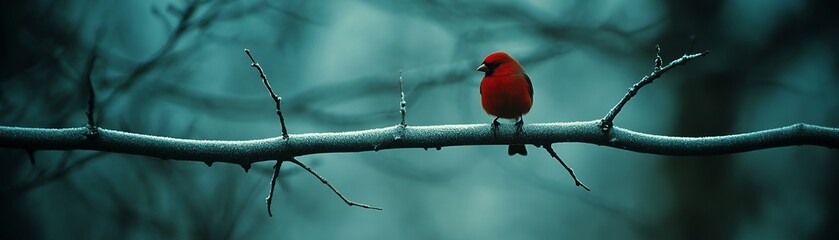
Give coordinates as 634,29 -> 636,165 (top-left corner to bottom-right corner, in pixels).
508,144 -> 527,156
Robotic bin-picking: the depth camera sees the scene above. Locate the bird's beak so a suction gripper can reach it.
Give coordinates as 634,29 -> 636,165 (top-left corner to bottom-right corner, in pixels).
476,63 -> 488,72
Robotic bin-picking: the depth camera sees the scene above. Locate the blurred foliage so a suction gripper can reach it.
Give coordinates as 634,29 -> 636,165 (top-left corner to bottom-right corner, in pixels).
1,0 -> 837,239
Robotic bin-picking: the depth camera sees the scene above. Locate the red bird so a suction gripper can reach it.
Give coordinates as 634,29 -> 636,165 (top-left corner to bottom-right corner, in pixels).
477,51 -> 533,156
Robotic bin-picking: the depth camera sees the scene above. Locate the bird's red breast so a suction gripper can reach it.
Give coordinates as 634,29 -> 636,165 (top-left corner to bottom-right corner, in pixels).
478,52 -> 533,119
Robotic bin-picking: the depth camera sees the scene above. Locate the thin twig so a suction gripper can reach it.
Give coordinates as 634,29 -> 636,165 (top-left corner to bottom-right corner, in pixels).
266,160 -> 283,217
244,48 -> 289,139
288,158 -> 382,210
398,70 -> 407,128
599,47 -> 709,131
543,144 -> 590,191
83,52 -> 98,138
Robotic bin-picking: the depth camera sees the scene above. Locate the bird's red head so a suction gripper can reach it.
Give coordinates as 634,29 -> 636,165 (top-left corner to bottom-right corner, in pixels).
477,51 -> 523,76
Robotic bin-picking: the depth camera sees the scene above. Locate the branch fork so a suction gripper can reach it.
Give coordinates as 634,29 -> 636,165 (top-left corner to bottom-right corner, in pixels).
245,49 -> 379,216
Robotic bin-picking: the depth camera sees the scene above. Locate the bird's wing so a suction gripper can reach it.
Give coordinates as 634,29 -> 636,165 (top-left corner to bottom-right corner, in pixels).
524,73 -> 533,98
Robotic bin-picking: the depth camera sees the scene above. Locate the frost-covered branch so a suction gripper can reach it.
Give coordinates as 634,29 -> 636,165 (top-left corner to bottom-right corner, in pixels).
2,122 -> 836,165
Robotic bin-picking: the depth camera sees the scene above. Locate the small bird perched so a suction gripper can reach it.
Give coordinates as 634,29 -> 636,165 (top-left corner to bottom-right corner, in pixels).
477,51 -> 533,155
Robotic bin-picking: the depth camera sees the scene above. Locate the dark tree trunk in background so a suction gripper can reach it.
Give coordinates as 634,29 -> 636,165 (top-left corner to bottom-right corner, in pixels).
659,0 -> 839,238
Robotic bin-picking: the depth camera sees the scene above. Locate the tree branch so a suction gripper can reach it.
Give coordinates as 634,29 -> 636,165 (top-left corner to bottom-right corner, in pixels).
2,122 -> 836,165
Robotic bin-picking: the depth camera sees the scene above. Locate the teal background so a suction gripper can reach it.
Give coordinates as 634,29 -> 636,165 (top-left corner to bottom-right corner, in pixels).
2,0 -> 838,239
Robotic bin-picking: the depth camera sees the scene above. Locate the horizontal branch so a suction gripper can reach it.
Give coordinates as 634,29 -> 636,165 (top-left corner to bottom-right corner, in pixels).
1,121 -> 837,165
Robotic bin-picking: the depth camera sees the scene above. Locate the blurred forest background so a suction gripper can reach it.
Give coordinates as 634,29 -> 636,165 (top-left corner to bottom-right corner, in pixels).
2,0 -> 838,239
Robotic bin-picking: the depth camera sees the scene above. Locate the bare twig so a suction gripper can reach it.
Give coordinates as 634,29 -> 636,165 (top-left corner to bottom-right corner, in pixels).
266,160 -> 283,217
599,47 -> 710,131
288,158 -> 382,210
543,144 -> 590,191
398,70 -> 407,128
83,52 -> 98,138
244,49 -> 289,139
